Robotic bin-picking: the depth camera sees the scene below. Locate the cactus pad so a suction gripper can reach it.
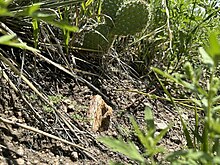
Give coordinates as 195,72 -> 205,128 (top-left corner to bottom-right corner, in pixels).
102,0 -> 123,26
81,1 -> 149,51
112,1 -> 148,35
83,24 -> 110,50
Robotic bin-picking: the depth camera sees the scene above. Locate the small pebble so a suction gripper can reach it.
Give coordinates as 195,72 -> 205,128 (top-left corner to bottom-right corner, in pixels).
171,135 -> 181,143
17,146 -> 24,156
16,158 -> 25,165
33,160 -> 39,164
17,112 -> 22,117
156,122 -> 168,130
71,151 -> 78,160
154,131 -> 160,137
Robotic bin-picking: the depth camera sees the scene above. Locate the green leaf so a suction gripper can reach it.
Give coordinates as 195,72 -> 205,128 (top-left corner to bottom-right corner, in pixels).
26,3 -> 41,15
4,42 -> 39,52
0,34 -> 16,43
176,78 -> 196,91
0,0 -> 11,7
32,19 -> 39,48
152,67 -> 197,92
213,157 -> 220,164
167,149 -> 213,164
191,98 -> 202,107
208,32 -> 220,58
44,20 -> 79,32
130,116 -> 150,149
199,47 -> 214,67
151,67 -> 177,82
184,62 -> 194,81
85,0 -> 93,7
210,119 -> 220,134
191,108 -> 202,144
0,8 -> 13,16
213,95 -> 220,104
31,12 -> 55,19
180,116 -> 194,149
144,106 -> 155,131
209,77 -> 220,97
154,126 -> 170,145
30,11 -> 79,32
0,35 -> 39,52
98,137 -> 145,163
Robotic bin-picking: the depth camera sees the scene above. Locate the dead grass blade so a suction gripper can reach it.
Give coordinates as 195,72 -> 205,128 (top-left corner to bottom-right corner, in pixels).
34,51 -> 115,107
0,65 -> 18,93
0,52 -> 48,103
0,116 -> 96,161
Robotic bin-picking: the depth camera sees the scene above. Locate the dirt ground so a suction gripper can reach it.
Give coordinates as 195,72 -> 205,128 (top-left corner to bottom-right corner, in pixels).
0,53 -> 189,164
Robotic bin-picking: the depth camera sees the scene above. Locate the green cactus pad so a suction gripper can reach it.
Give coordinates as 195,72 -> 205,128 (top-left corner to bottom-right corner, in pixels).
83,24 -> 110,50
112,1 -> 148,35
102,0 -> 123,26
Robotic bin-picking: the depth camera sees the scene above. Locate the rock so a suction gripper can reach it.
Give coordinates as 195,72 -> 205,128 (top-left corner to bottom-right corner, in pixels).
0,156 -> 7,165
33,160 -> 39,164
71,151 -> 78,160
156,121 -> 168,130
171,135 -> 181,143
16,158 -> 25,165
88,95 -> 113,132
154,131 -> 160,137
17,146 -> 24,156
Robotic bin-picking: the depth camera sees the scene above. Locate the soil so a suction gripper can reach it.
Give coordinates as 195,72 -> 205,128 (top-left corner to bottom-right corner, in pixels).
0,51 -> 190,165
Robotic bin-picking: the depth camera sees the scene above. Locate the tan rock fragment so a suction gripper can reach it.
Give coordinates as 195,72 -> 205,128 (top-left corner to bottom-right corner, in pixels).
88,95 -> 113,132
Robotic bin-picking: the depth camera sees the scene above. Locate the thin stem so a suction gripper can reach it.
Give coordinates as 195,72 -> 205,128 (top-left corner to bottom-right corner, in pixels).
203,69 -> 215,153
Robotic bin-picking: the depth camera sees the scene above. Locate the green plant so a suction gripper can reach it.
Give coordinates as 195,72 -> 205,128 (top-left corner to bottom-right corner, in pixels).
71,113 -> 84,121
82,0 -> 148,50
99,107 -> 169,164
129,0 -> 220,75
165,0 -> 219,71
102,0 -> 122,26
43,95 -> 64,113
152,32 -> 220,164
0,0 -> 83,105
98,31 -> 220,164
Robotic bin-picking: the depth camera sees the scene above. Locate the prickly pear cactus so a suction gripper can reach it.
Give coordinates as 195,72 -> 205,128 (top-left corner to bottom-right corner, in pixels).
102,0 -> 123,26
83,24 -> 111,50
112,1 -> 148,35
82,0 -> 149,51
